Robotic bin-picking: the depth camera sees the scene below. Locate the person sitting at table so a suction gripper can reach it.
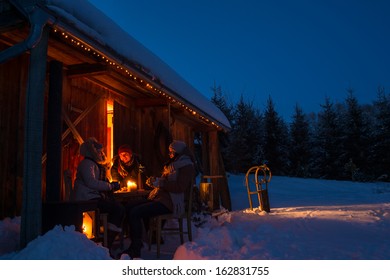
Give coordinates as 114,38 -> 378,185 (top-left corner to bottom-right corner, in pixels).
122,140 -> 195,259
110,144 -> 148,190
73,137 -> 125,251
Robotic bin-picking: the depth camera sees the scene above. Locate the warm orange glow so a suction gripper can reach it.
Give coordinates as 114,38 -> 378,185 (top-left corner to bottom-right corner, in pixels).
82,211 -> 95,239
106,100 -> 114,161
127,180 -> 137,192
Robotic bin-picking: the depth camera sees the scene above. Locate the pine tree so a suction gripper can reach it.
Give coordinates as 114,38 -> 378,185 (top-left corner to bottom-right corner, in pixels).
289,104 -> 312,177
226,95 -> 262,173
369,87 -> 390,180
262,96 -> 289,175
210,83 -> 233,171
210,83 -> 233,122
313,97 -> 344,179
341,89 -> 370,180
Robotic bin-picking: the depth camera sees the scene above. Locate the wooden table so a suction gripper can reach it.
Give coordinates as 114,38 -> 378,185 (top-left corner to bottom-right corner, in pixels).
113,189 -> 151,241
113,189 -> 150,203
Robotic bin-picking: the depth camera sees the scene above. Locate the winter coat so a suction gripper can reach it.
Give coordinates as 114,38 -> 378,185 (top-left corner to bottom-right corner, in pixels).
110,154 -> 147,187
74,139 -> 111,201
148,149 -> 195,213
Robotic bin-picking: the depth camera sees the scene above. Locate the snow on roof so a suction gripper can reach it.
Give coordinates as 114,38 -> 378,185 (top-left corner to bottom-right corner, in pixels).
45,0 -> 231,130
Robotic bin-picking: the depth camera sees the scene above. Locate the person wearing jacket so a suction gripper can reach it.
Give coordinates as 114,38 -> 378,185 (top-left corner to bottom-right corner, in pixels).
110,144 -> 148,189
123,140 -> 195,259
73,137 -> 125,249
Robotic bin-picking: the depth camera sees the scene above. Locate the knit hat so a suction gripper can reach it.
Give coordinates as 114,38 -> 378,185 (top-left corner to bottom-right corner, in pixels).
169,140 -> 187,154
84,137 -> 103,149
79,137 -> 103,162
118,144 -> 132,155
93,141 -> 103,150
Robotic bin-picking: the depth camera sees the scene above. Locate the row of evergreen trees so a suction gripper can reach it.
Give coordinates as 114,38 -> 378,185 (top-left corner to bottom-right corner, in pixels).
210,86 -> 390,182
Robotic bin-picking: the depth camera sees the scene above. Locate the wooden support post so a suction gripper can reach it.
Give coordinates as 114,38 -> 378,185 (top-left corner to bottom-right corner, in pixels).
208,130 -> 232,211
46,60 -> 63,202
208,131 -> 220,210
201,132 -> 210,176
20,25 -> 49,248
218,151 -> 232,210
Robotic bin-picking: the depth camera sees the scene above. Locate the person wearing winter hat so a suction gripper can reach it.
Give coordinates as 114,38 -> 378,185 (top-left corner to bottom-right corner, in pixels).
73,137 -> 125,252
110,144 -> 149,189
169,140 -> 187,154
123,140 -> 195,259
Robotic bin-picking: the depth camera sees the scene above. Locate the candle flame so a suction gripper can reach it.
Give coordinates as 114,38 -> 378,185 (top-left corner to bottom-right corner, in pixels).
127,180 -> 137,191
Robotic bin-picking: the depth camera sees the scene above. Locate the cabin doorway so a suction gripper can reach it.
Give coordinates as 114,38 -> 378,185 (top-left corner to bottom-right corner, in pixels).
106,99 -> 114,162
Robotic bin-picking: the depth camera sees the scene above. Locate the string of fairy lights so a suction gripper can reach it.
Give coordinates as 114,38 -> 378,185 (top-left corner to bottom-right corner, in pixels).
53,28 -> 222,130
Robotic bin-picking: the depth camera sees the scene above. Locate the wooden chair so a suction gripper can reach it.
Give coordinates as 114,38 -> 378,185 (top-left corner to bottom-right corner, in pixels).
63,170 -> 109,247
95,210 -> 108,247
148,184 -> 195,258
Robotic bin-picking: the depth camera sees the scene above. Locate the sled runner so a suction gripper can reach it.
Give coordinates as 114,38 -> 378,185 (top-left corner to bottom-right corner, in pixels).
245,165 -> 272,212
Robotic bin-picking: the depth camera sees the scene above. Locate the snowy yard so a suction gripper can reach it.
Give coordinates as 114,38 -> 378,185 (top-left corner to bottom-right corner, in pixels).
1,174 -> 390,260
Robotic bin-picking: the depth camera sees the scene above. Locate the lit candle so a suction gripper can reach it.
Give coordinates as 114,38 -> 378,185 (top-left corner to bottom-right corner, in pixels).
127,180 -> 137,192
126,180 -> 131,192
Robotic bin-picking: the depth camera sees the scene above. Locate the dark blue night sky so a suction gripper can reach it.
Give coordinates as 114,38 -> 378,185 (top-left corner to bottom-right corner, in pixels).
89,0 -> 390,121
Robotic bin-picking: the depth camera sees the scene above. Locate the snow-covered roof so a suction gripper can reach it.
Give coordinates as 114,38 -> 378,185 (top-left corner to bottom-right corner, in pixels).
43,0 -> 230,130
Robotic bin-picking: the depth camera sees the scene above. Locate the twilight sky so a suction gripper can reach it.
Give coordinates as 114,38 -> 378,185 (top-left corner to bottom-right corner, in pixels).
88,0 -> 390,121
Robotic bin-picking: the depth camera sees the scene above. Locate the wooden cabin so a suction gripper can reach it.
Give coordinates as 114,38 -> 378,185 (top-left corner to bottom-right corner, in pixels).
0,0 -> 231,246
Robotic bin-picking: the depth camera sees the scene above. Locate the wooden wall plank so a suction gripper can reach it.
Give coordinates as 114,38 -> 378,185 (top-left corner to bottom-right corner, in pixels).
0,52 -> 27,219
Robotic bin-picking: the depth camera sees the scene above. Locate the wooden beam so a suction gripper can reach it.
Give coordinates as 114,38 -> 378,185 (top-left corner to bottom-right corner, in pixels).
66,63 -> 108,78
135,97 -> 167,107
61,93 -> 104,141
62,111 -> 84,145
103,68 -> 153,95
0,14 -> 25,33
0,2 -> 25,33
46,60 -> 63,202
41,93 -> 104,164
86,75 -> 143,99
20,24 -> 49,249
208,130 -> 231,211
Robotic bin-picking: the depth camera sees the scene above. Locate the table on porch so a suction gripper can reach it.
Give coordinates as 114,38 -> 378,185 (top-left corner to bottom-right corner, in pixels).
111,189 -> 151,250
113,189 -> 151,203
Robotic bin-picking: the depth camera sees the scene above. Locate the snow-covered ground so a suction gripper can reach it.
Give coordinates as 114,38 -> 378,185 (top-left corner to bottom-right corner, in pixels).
1,174 -> 390,260
1,174 -> 390,279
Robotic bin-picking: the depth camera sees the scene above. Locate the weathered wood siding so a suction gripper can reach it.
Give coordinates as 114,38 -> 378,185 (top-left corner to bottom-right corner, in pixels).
0,51 -> 27,218
0,34 -> 230,219
61,77 -> 108,199
113,102 -> 194,177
